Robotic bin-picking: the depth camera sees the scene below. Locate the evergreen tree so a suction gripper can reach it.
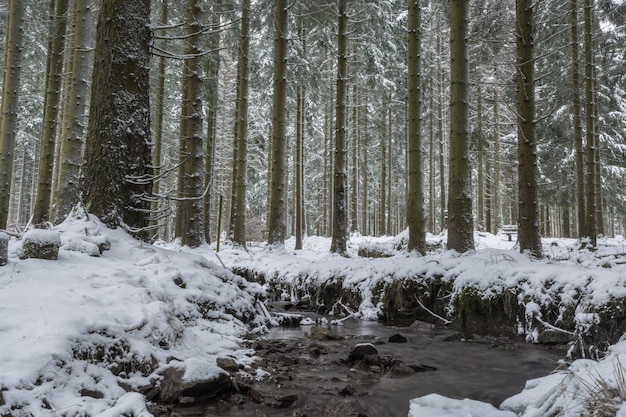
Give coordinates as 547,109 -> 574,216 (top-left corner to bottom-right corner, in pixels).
447,0 -> 474,253
516,0 -> 542,256
406,0 -> 426,254
82,0 -> 152,238
0,0 -> 25,229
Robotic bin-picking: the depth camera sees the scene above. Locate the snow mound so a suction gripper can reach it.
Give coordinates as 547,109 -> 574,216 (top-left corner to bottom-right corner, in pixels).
409,394 -> 517,417
0,214 -> 266,416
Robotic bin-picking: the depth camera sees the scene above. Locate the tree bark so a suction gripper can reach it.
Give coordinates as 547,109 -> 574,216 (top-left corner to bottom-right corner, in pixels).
82,0 -> 152,238
407,0 -> 426,254
516,0 -> 542,256
267,0 -> 289,246
330,0 -> 348,254
447,0 -> 474,253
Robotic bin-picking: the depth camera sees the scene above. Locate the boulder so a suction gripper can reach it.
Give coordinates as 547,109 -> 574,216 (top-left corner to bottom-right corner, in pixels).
216,357 -> 239,373
249,387 -> 298,408
159,365 -> 232,403
348,343 -> 378,363
388,333 -> 408,343
20,229 -> 61,260
323,398 -> 368,417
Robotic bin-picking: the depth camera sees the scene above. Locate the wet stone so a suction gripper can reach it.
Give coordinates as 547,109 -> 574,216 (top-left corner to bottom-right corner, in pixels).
160,366 -> 232,403
322,398 -> 368,417
251,387 -> 298,408
347,343 -> 378,363
388,333 -> 408,343
216,357 -> 239,373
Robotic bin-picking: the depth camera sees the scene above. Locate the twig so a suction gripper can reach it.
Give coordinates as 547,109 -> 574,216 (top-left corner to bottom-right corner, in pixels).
414,295 -> 451,325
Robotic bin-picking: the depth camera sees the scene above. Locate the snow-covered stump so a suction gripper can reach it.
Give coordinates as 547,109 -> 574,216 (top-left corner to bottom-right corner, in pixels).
19,229 -> 62,260
0,232 -> 8,265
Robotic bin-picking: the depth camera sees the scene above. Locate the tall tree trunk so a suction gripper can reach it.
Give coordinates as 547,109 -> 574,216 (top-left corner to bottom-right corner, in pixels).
295,22 -> 306,249
330,0 -> 348,254
204,3 -> 220,243
447,0 -> 474,253
386,105 -> 393,235
175,0 -> 205,247
361,94 -> 369,234
0,0 -> 25,229
593,64 -> 603,236
350,84 -> 359,234
82,0 -> 152,238
476,86 -> 484,231
229,0 -> 250,247
267,0 -> 289,246
493,77 -> 503,232
436,26 -> 446,233
379,94 -> 388,236
151,0 -> 168,240
516,0 -> 542,256
407,0 -> 425,254
33,0 -> 69,225
53,0 -> 94,223
571,0 -> 586,238
583,0 -> 596,247
429,76 -> 435,234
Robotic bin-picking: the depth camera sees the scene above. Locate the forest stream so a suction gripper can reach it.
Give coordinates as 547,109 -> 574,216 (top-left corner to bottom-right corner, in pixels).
160,309 -> 565,417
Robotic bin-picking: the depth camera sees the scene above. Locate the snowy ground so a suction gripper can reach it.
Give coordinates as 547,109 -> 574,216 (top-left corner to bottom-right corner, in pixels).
2,213 -> 626,416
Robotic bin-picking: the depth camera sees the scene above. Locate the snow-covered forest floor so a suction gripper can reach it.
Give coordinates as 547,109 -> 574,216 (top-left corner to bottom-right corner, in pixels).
2,211 -> 626,416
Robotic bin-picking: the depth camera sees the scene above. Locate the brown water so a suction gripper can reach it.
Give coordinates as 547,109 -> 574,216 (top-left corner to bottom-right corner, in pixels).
192,317 -> 565,417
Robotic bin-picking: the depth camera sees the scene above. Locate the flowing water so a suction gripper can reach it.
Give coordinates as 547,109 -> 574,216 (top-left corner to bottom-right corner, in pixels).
192,316 -> 565,417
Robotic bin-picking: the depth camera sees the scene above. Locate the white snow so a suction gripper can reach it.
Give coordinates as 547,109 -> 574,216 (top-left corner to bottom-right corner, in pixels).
0,212 -> 264,416
2,216 -> 626,416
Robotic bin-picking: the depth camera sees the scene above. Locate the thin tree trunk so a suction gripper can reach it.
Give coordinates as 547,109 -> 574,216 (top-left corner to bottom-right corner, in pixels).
350,84 -> 359,234
267,0 -> 289,246
379,95 -> 388,236
436,26 -> 446,233
151,0 -> 168,240
33,0 -> 69,225
0,0 -> 25,229
330,0 -> 348,254
386,104 -> 392,235
294,86 -> 304,249
584,0 -> 596,246
493,87 -> 503,234
429,75 -> 435,234
407,0 -> 425,254
476,85 -> 484,231
447,0 -> 474,253
516,0 -> 542,256
571,0 -> 586,238
361,93 -> 368,234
